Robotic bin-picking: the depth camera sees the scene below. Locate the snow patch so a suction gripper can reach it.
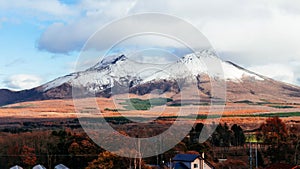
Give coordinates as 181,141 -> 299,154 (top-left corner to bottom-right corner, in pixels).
43,74 -> 76,91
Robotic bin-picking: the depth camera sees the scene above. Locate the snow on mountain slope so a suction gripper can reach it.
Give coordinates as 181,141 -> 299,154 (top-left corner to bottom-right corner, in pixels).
41,49 -> 265,93
42,59 -> 137,92
43,74 -> 76,91
142,49 -> 264,82
222,61 -> 264,81
42,54 -> 165,92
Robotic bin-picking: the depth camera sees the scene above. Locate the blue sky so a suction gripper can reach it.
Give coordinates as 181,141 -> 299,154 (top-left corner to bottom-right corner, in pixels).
1,0 -> 300,90
0,20 -> 77,89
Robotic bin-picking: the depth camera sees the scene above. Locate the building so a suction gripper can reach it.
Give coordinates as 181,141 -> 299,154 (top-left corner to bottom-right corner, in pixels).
9,164 -> 70,169
32,164 -> 46,169
54,164 -> 69,169
10,165 -> 23,169
172,153 -> 214,169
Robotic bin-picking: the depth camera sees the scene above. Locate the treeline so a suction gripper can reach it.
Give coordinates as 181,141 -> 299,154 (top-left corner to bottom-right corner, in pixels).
0,122 -> 246,169
189,123 -> 245,147
0,129 -> 101,169
0,117 -> 299,169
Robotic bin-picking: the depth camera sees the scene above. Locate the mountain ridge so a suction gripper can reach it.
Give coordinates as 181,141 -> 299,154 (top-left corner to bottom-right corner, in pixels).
1,50 -> 300,106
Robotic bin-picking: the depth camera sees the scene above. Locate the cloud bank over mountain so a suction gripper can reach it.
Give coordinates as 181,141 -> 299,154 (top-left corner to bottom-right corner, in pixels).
0,0 -> 300,89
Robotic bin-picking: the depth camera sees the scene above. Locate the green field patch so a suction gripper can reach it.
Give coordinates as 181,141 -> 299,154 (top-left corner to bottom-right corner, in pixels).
252,112 -> 300,117
222,112 -> 300,118
120,97 -> 173,110
234,100 -> 255,104
269,105 -> 295,109
168,102 -> 210,107
160,112 -> 300,120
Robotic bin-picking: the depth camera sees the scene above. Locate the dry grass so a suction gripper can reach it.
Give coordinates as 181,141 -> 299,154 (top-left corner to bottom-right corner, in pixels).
1,95 -> 300,128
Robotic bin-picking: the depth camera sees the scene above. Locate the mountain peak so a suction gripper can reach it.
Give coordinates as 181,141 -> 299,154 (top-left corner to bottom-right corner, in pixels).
89,54 -> 127,70
181,49 -> 217,61
101,54 -> 127,64
195,48 -> 217,57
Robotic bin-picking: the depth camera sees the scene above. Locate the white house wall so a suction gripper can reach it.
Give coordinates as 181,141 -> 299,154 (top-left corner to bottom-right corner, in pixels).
191,158 -> 200,169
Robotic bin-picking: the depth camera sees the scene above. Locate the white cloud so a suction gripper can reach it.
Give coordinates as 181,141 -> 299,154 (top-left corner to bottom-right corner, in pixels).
248,63 -> 298,85
3,0 -> 300,85
37,0 -> 139,53
4,74 -> 42,90
35,1 -> 300,59
203,12 -> 300,65
38,22 -> 93,53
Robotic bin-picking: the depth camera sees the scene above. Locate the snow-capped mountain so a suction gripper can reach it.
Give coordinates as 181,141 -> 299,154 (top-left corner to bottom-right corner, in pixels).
41,49 -> 262,93
1,49 -> 300,106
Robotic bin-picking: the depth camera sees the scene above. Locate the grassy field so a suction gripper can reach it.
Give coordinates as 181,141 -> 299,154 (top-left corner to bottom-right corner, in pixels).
119,97 -> 173,110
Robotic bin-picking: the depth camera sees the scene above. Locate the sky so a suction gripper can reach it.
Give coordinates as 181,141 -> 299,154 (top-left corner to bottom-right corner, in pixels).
1,0 -> 300,90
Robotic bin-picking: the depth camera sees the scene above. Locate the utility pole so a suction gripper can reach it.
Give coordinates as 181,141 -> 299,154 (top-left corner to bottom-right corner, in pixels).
157,153 -> 159,166
295,138 -> 300,165
249,142 -> 252,169
138,138 -> 141,169
255,143 -> 258,169
160,135 -> 163,166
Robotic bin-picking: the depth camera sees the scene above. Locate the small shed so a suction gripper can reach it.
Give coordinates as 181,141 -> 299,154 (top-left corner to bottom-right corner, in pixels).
54,164 -> 69,169
10,165 -> 23,169
32,164 -> 46,169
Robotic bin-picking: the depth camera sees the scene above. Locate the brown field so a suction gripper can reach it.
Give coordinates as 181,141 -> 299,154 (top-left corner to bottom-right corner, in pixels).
1,95 -> 300,130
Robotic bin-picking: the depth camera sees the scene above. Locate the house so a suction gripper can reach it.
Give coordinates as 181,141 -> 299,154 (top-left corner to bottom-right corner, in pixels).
32,164 -> 46,169
10,165 -> 23,169
172,153 -> 214,169
54,164 -> 69,169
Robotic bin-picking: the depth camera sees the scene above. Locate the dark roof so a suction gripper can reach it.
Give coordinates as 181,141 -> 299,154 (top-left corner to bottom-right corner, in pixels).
174,162 -> 189,169
173,154 -> 215,169
265,163 -> 300,169
173,154 -> 201,162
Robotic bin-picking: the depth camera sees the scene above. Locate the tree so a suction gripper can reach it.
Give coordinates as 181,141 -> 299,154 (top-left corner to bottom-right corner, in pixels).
85,151 -> 129,169
231,124 -> 245,146
20,145 -> 37,167
261,116 -> 288,144
258,116 -> 289,163
85,151 -> 152,169
212,123 -> 233,147
194,123 -> 204,133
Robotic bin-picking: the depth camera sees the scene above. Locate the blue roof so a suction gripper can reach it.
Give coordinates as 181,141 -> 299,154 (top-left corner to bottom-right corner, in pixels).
174,162 -> 189,169
173,154 -> 200,162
